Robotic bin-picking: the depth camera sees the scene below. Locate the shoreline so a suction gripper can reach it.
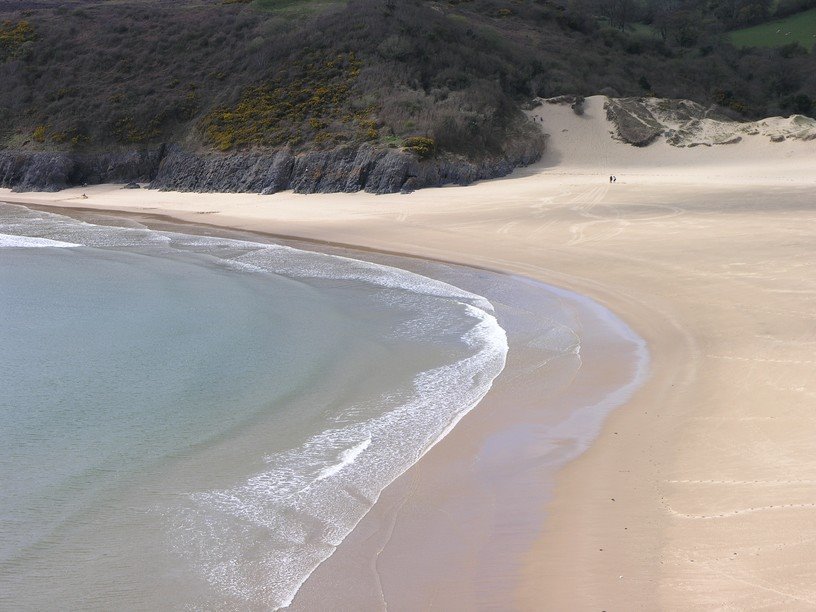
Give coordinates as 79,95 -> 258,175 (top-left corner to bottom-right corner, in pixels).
4,94 -> 816,608
5,202 -> 649,608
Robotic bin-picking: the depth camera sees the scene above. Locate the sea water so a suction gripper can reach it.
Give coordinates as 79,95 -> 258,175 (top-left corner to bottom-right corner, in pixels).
0,203 -> 514,610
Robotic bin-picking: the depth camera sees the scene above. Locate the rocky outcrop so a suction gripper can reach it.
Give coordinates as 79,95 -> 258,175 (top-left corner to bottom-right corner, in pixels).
0,152 -> 73,192
546,94 -> 586,115
604,98 -> 666,147
0,148 -> 164,192
0,139 -> 544,195
148,142 -> 543,195
602,96 -> 816,148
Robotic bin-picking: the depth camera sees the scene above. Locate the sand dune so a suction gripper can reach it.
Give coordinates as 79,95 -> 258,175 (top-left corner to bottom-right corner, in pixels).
3,96 -> 816,610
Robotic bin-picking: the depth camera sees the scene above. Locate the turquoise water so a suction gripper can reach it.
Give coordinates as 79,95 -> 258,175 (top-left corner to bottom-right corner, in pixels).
0,204 -> 509,609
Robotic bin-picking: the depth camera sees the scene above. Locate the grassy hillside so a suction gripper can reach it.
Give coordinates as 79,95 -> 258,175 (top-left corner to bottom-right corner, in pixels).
250,0 -> 345,14
730,8 -> 816,50
0,0 -> 814,160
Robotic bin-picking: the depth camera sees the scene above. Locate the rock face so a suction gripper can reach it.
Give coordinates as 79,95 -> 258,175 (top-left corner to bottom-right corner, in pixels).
604,98 -> 666,147
601,97 -> 816,148
148,142 -> 543,195
0,149 -> 165,192
0,140 -> 544,194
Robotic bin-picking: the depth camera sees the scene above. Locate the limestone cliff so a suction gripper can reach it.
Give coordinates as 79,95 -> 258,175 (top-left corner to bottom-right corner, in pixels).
0,140 -> 543,195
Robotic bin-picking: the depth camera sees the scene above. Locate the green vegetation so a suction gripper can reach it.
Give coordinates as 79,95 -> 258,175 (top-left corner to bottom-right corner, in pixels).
201,52 -> 372,150
32,124 -> 45,143
730,8 -> 816,49
250,0 -> 345,15
0,20 -> 34,61
403,136 -> 436,158
0,0 -> 813,159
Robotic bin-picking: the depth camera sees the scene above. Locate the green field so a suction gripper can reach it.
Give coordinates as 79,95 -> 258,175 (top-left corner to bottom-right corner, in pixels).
250,0 -> 344,15
729,8 -> 816,50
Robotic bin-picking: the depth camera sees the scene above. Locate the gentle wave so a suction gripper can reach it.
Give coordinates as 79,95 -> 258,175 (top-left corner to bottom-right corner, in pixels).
167,292 -> 508,610
0,202 -> 511,610
0,204 -> 494,311
316,438 -> 372,482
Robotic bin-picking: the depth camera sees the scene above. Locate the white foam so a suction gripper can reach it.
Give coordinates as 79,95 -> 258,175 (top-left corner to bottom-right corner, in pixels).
316,438 -> 371,481
166,295 -> 509,610
0,203 -> 171,248
0,233 -> 79,248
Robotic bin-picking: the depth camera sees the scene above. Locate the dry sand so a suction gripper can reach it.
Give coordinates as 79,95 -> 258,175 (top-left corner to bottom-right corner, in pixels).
4,95 -> 816,609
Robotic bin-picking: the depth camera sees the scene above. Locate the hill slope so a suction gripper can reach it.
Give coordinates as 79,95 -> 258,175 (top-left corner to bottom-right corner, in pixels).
0,0 -> 814,193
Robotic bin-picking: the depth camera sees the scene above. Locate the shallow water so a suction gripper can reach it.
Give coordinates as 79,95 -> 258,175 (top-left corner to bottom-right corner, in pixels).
0,203 -> 525,609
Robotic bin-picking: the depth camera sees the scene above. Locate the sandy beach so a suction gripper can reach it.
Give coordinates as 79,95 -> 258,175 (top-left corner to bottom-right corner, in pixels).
4,95 -> 816,609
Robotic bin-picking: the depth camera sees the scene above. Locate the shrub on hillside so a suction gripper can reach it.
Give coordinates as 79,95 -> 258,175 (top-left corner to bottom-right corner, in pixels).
0,20 -> 34,61
0,0 -> 813,159
199,52 -> 372,151
403,136 -> 435,158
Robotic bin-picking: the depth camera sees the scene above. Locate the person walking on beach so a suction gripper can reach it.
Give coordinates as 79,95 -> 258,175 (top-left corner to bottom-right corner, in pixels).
610,175 -> 613,183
